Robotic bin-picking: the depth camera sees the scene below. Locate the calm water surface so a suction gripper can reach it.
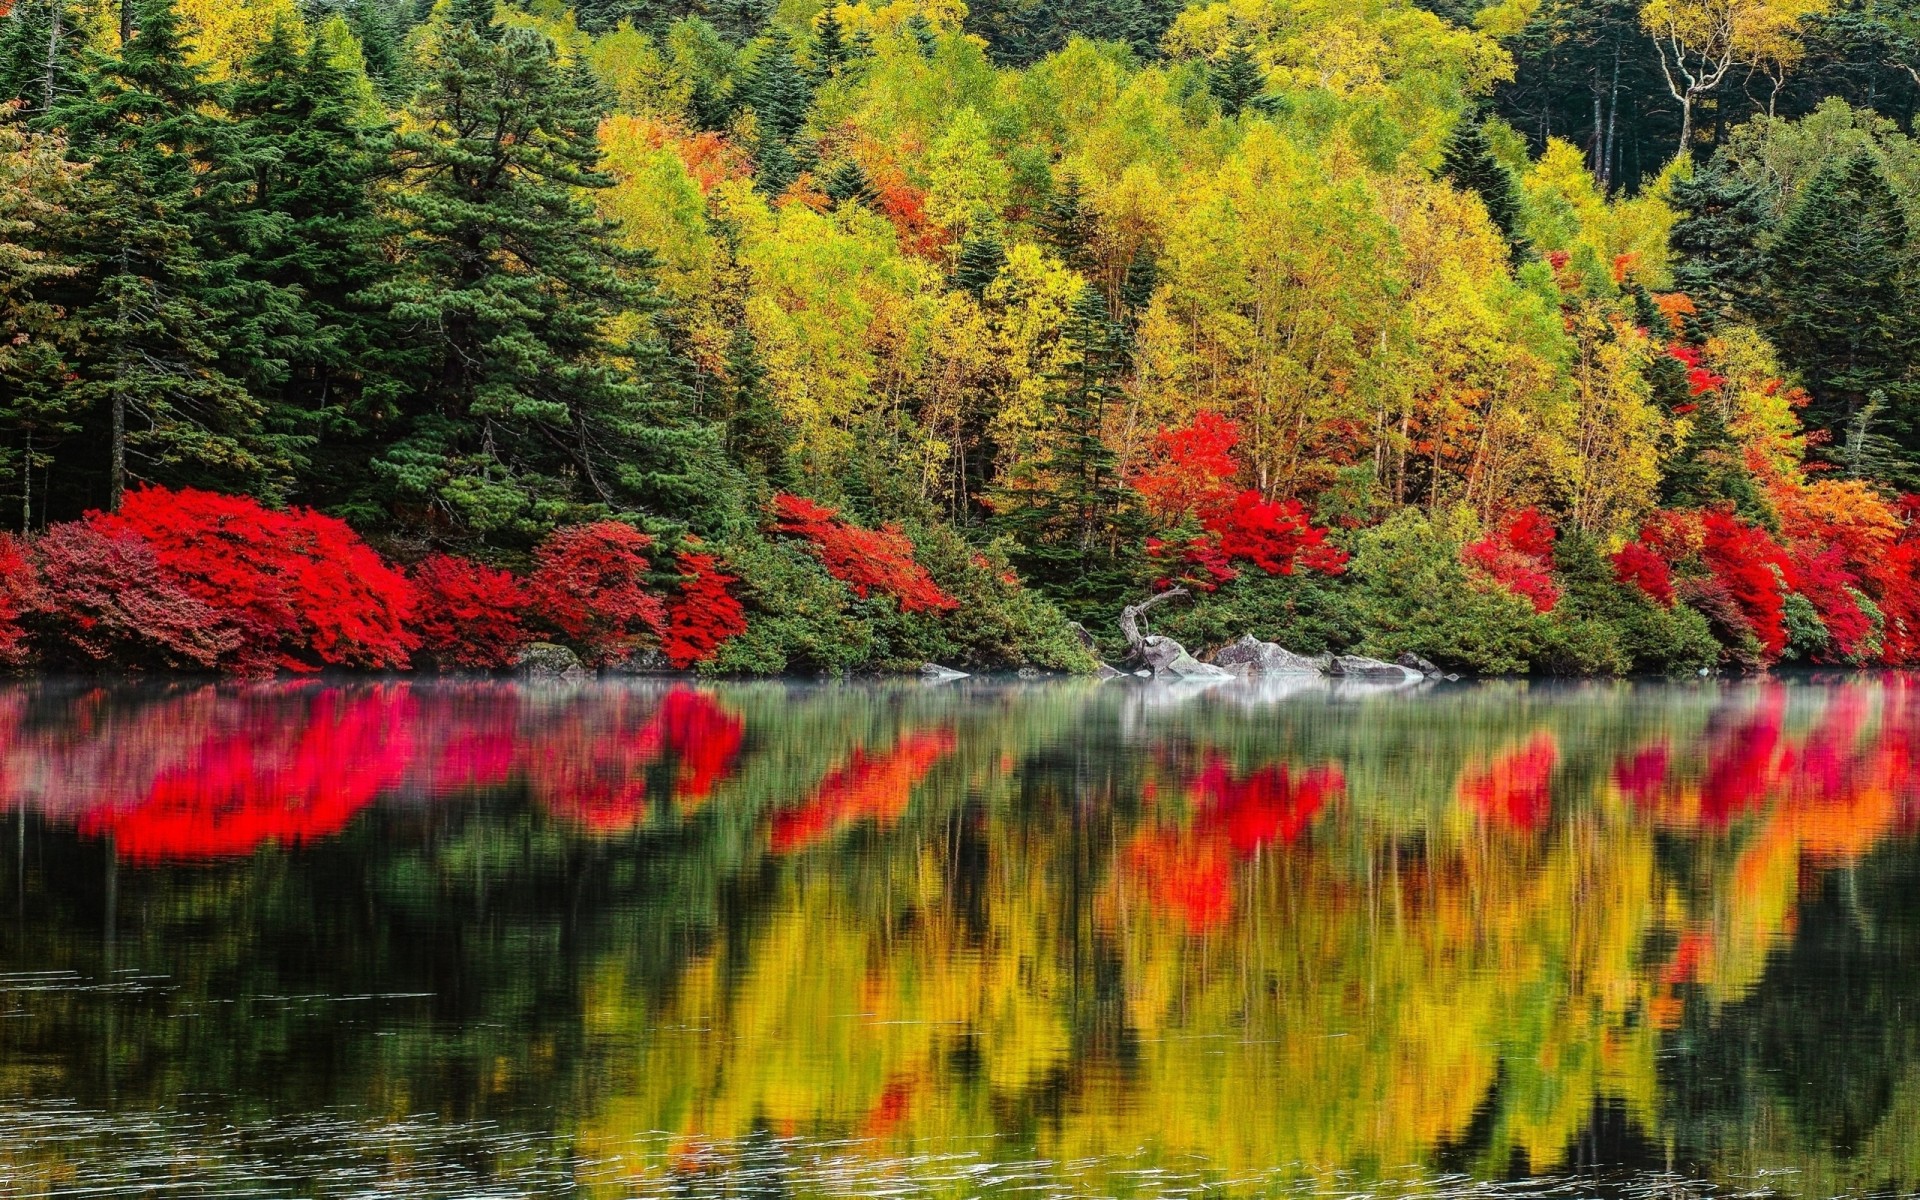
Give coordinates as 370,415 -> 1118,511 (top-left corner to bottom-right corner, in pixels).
1,674 -> 1918,1198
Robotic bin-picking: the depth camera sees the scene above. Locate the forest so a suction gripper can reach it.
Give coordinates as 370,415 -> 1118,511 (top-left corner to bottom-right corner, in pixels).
2,0 -> 1920,674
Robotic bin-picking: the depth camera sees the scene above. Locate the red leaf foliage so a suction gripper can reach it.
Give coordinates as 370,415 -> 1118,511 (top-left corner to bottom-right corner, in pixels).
1211,490 -> 1348,576
1131,411 -> 1240,523
0,533 -> 40,666
1612,540 -> 1674,606
528,522 -> 667,665
1788,543 -> 1875,662
1463,508 -> 1560,613
769,494 -> 958,612
29,521 -> 251,670
94,487 -> 418,672
410,554 -> 530,669
768,728 -> 957,852
663,551 -> 747,668
1701,511 -> 1791,659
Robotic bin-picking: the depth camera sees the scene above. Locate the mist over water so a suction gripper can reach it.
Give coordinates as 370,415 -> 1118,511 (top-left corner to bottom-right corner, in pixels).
1,674 -> 1918,1198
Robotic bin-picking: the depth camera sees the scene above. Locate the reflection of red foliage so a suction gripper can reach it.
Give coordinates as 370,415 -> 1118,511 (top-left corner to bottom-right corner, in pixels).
530,687 -> 745,831
769,495 -> 957,613
409,554 -> 529,669
528,523 -> 667,665
1189,756 -> 1341,853
78,687 -> 415,861
861,1076 -> 918,1140
769,729 -> 957,851
1463,508 -> 1559,613
663,551 -> 747,668
1613,744 -> 1670,804
1458,733 -> 1559,829
1698,689 -> 1785,825
1124,830 -> 1233,929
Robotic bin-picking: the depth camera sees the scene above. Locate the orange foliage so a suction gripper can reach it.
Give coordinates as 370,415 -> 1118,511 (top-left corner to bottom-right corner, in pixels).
769,729 -> 958,851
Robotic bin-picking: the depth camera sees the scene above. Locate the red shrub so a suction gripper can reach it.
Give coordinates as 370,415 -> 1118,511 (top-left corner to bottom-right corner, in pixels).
769,494 -> 958,613
1208,490 -> 1348,576
528,522 -> 668,665
1463,508 -> 1559,613
30,521 -> 250,671
409,554 -> 529,669
662,551 -> 747,668
1701,511 -> 1791,659
1789,543 -> 1875,662
95,487 -> 418,671
0,533 -> 39,666
1147,534 -> 1237,593
1612,540 -> 1675,606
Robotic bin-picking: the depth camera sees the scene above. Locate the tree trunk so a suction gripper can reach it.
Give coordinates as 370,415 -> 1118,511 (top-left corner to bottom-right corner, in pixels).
43,0 -> 61,112
110,388 -> 125,511
1118,587 -> 1187,658
119,0 -> 131,47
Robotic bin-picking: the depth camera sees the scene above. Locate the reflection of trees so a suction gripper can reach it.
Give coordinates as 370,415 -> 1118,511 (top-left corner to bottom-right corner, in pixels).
1,678 -> 1919,1194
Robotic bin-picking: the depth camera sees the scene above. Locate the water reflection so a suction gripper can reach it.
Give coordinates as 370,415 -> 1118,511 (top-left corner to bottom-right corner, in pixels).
0,675 -> 1917,1197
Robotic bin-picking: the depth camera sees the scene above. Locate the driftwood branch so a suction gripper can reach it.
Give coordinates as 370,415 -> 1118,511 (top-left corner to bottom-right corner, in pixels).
1119,587 -> 1189,656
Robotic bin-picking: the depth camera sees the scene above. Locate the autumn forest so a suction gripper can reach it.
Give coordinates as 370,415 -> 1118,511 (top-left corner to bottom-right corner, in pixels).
3,0 -> 1920,674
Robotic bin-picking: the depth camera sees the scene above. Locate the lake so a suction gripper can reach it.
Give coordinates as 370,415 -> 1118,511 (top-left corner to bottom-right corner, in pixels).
0,674 -> 1916,1198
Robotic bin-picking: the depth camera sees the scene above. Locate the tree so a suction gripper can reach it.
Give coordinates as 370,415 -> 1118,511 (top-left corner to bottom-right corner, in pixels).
1207,31 -> 1265,117
953,232 -> 1006,298
737,31 -> 810,194
0,102 -> 83,531
52,0 -> 279,511
810,3 -> 845,83
1641,0 -> 1829,153
1667,159 -> 1770,324
0,0 -> 85,116
1441,114 -> 1529,259
220,16 -> 397,503
369,0 -> 705,537
1762,150 -> 1916,470
1038,174 -> 1098,275
990,286 -> 1142,620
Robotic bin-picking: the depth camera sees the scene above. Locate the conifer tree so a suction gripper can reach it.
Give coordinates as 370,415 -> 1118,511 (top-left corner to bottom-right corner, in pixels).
738,33 -> 810,194
1208,33 -> 1265,117
1668,161 -> 1769,326
992,286 -> 1142,620
811,4 -> 845,83
822,157 -> 875,208
370,0 -> 708,535
52,0 -> 278,509
222,16 -> 400,502
1440,114 -> 1528,260
1039,175 -> 1098,275
0,0 -> 84,117
953,232 -> 1005,298
1763,151 -> 1917,469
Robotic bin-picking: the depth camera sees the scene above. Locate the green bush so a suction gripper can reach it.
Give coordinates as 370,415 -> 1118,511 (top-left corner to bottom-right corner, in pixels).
1348,509 -> 1545,674
1152,569 -> 1363,659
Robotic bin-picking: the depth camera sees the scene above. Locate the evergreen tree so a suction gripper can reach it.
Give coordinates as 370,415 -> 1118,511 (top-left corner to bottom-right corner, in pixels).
1836,389 -> 1920,486
810,4 -> 845,83
0,0 -> 85,117
1039,174 -> 1098,275
51,0 -> 280,510
1763,151 -> 1918,470
1668,160 -> 1770,326
1659,402 -> 1770,522
222,16 -> 401,505
1208,33 -> 1265,117
721,321 -> 789,489
991,286 -> 1143,622
738,33 -> 810,194
822,157 -> 875,208
368,0 -> 708,536
1440,114 -> 1529,259
1119,245 -> 1158,319
953,232 -> 1005,298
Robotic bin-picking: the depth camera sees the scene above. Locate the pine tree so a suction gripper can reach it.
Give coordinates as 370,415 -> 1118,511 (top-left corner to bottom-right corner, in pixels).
721,320 -> 790,489
369,0 -> 709,536
738,33 -> 810,194
1440,114 -> 1528,260
1668,160 -> 1770,326
1208,33 -> 1265,117
222,15 -> 400,504
991,286 -> 1143,621
953,232 -> 1005,298
1660,402 -> 1769,522
51,0 -> 278,509
1763,151 -> 1918,470
1119,245 -> 1158,319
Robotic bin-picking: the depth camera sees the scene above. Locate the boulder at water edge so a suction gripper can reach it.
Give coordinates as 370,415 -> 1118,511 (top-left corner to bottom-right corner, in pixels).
1214,635 -> 1327,676
515,642 -> 588,680
1328,654 -> 1425,684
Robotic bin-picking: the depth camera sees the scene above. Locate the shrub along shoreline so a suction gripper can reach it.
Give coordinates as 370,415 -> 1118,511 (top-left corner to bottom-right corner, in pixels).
0,478 -> 1915,680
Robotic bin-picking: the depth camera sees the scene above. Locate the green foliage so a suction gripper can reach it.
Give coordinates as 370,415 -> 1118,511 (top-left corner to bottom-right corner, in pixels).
1441,113 -> 1528,258
1668,161 -> 1771,327
1349,509 -> 1547,674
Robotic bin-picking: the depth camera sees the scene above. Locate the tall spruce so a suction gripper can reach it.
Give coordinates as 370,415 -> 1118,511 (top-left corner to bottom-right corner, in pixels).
738,32 -> 810,194
1762,151 -> 1918,472
1039,174 -> 1099,275
991,286 -> 1143,622
51,0 -> 278,510
222,16 -> 400,504
370,0 -> 708,536
1208,33 -> 1265,117
0,0 -> 85,117
1440,115 -> 1529,260
1667,160 -> 1770,326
